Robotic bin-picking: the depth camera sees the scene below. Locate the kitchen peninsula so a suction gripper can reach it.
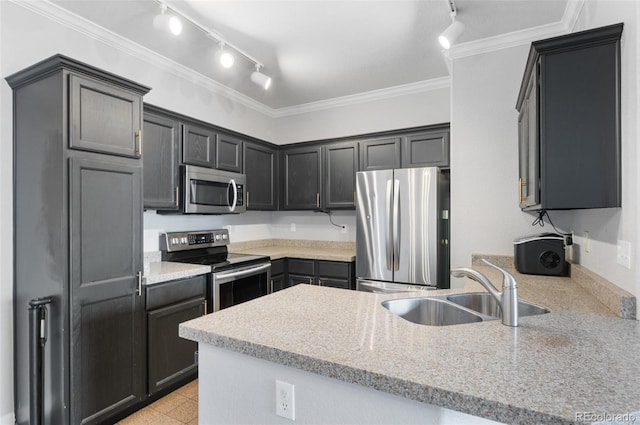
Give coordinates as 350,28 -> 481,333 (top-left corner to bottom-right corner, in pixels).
180,263 -> 640,425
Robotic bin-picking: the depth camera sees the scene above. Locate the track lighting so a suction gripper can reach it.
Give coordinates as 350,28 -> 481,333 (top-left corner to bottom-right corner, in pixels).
251,65 -> 272,90
153,0 -> 271,90
438,0 -> 464,50
153,4 -> 183,36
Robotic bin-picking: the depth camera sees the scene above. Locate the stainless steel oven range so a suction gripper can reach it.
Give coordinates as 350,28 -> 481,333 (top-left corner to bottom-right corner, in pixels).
160,229 -> 271,312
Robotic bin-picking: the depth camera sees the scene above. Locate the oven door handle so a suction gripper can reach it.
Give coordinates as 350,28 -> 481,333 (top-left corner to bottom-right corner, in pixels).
213,262 -> 271,284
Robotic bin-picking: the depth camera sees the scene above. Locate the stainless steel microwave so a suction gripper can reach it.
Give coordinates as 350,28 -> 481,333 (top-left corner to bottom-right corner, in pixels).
180,165 -> 246,214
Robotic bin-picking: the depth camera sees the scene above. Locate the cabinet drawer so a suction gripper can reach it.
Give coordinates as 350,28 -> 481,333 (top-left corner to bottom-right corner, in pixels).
317,260 -> 350,279
146,275 -> 206,310
271,259 -> 286,276
288,259 -> 315,276
318,278 -> 350,290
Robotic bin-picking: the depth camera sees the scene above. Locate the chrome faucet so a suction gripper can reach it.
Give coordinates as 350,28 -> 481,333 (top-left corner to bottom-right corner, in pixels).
451,259 -> 519,327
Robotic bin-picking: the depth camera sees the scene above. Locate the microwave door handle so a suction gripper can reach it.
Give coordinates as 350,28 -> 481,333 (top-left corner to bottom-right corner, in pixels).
228,179 -> 238,212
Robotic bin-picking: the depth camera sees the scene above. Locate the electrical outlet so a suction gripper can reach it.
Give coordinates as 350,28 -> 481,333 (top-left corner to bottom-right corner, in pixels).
290,223 -> 296,232
584,231 -> 590,253
617,240 -> 631,269
275,380 -> 295,420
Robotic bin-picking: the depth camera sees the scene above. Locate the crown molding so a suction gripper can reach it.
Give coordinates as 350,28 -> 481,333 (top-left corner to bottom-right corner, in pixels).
11,0 -> 275,117
449,0 -> 585,59
272,77 -> 451,118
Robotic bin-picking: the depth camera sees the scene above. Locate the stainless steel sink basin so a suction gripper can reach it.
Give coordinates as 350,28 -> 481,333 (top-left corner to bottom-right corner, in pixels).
446,292 -> 549,317
381,297 -> 485,326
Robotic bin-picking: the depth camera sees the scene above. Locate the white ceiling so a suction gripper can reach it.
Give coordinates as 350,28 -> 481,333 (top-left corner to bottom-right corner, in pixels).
50,0 -> 568,110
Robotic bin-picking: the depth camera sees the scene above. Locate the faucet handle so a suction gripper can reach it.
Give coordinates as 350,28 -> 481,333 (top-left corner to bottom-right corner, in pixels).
480,259 -> 517,289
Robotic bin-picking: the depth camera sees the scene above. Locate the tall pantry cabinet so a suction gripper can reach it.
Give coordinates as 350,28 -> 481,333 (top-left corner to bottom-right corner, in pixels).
7,55 -> 150,425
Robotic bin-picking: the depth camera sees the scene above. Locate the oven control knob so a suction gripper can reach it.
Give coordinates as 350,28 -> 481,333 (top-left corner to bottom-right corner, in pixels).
181,237 -> 188,244
222,234 -> 228,240
215,234 -> 221,241
172,237 -> 179,245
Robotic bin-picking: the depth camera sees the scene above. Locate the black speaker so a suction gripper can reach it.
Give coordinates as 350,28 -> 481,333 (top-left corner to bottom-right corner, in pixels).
514,233 -> 569,276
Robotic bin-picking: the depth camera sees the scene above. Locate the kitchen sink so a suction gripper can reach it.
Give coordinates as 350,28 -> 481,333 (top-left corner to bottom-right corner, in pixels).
381,293 -> 549,326
446,292 -> 549,318
381,297 -> 485,326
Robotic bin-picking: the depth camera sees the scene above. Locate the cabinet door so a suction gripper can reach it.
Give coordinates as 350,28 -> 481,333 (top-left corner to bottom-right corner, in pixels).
143,112 -> 180,210
271,274 -> 288,292
517,69 -> 539,209
325,142 -> 358,209
216,133 -> 243,173
402,131 -> 450,168
69,74 -> 142,158
359,137 -> 401,171
148,298 -> 204,395
69,157 -> 144,424
182,122 -> 216,168
318,278 -> 350,290
288,274 -> 314,287
244,142 -> 278,210
282,146 -> 322,210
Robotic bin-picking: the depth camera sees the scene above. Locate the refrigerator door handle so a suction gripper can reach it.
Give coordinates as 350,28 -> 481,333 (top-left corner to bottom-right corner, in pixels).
393,179 -> 401,271
385,179 -> 393,271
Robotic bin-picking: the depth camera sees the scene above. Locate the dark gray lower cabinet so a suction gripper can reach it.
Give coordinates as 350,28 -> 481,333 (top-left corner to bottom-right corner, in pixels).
146,276 -> 205,395
270,259 -> 288,292
284,259 -> 355,290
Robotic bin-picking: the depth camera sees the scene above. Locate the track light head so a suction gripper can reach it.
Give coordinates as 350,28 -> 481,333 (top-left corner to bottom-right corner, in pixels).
214,42 -> 235,68
438,19 -> 464,49
153,4 -> 182,36
250,65 -> 271,90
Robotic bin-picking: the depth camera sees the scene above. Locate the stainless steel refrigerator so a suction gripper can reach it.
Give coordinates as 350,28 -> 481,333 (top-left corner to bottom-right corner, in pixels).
356,167 -> 449,292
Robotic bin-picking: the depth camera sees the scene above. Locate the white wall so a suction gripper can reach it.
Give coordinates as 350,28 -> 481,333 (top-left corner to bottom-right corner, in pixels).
273,86 -> 450,144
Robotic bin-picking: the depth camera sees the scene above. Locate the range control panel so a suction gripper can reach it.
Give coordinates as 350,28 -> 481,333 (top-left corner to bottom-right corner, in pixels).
161,229 -> 229,252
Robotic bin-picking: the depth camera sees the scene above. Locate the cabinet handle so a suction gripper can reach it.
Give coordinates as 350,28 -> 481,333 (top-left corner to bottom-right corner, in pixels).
203,300 -> 208,316
136,271 -> 142,296
316,193 -> 320,208
309,278 -> 313,285
270,279 -> 273,293
135,130 -> 143,157
247,192 -> 250,208
518,178 -> 527,204
353,191 -> 356,207
174,187 -> 179,207
318,279 -> 323,286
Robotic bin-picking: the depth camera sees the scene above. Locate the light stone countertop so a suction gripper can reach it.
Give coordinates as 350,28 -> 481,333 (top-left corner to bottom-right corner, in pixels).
229,238 -> 356,262
144,261 -> 210,285
180,266 -> 640,424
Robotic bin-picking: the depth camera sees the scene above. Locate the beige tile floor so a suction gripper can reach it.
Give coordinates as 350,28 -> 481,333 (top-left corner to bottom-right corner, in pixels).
117,379 -> 198,425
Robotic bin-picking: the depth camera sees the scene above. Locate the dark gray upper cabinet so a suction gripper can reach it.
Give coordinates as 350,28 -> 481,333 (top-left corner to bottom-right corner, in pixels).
244,142 -> 278,210
516,23 -> 622,210
402,130 -> 450,168
324,142 -> 358,209
359,137 -> 402,171
143,108 -> 180,210
216,133 -> 243,173
182,122 -> 216,168
7,54 -> 149,425
69,74 -> 143,158
282,145 -> 323,210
